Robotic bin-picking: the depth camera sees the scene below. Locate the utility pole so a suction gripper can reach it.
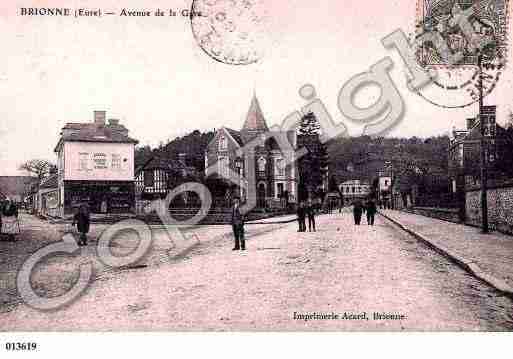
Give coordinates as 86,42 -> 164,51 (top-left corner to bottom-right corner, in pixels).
478,53 -> 489,233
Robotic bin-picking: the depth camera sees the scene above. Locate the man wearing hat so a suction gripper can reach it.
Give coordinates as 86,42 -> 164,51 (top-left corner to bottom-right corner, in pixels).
231,197 -> 245,251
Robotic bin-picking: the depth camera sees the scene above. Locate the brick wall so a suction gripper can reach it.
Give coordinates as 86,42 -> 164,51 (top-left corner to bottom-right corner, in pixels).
466,185 -> 513,235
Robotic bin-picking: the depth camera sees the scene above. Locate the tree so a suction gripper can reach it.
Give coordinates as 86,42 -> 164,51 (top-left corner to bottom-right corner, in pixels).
18,159 -> 56,190
135,145 -> 154,168
297,112 -> 326,200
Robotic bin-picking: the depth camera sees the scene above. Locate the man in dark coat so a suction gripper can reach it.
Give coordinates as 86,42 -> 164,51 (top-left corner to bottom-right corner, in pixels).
231,197 -> 245,251
352,200 -> 364,225
297,201 -> 306,232
73,204 -> 90,246
365,198 -> 377,226
306,199 -> 316,232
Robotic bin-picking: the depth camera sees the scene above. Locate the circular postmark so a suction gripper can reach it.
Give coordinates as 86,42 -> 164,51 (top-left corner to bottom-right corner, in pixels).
414,60 -> 504,109
413,0 -> 508,108
190,0 -> 269,65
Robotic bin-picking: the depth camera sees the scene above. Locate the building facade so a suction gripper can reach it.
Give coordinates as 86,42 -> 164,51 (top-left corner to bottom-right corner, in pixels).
54,111 -> 138,217
135,154 -> 200,201
204,95 -> 298,208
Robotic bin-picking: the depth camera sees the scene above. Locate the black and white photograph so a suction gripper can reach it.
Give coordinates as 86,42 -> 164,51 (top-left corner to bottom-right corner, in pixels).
1,0 -> 513,357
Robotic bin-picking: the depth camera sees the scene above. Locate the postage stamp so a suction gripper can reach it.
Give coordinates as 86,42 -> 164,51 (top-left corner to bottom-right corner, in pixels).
414,0 -> 509,108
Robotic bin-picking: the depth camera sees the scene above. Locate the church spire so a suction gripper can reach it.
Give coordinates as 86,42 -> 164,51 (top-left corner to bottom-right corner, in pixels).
241,93 -> 269,135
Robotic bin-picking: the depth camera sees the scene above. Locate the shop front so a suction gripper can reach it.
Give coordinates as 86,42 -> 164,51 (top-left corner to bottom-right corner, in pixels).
63,180 -> 135,215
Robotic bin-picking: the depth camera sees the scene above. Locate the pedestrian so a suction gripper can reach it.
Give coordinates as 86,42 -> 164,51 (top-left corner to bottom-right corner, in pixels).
231,197 -> 245,251
2,199 -> 20,242
0,200 -> 4,242
365,198 -> 377,226
306,199 -> 316,232
72,203 -> 90,246
352,200 -> 364,225
297,201 -> 306,232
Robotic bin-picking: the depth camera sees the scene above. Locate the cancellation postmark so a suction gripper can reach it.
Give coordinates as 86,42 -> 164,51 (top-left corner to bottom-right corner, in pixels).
190,0 -> 269,66
413,0 -> 509,108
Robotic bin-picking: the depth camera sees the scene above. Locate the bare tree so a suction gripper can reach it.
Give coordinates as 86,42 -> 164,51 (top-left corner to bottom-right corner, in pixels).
18,159 -> 56,191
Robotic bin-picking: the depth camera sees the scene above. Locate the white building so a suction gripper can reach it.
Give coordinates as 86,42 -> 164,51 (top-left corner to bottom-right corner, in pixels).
339,179 -> 372,200
53,110 -> 138,217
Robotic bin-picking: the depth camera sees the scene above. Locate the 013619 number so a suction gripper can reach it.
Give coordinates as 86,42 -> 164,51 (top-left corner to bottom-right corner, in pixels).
5,342 -> 37,351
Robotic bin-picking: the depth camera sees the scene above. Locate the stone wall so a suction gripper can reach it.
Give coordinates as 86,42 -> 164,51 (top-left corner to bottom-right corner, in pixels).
466,185 -> 513,235
407,207 -> 461,223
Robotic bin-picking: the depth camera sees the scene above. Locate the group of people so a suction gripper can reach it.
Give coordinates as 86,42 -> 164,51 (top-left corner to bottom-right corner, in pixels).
296,199 -> 318,232
228,195 -> 383,252
351,199 -> 377,226
0,199 -> 20,242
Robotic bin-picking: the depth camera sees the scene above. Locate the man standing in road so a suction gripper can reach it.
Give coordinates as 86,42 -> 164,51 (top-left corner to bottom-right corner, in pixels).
365,198 -> 377,226
306,199 -> 316,232
352,200 -> 364,225
231,197 -> 245,251
297,201 -> 306,232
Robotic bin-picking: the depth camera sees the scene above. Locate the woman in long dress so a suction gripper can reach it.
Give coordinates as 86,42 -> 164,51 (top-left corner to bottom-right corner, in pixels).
2,200 -> 20,242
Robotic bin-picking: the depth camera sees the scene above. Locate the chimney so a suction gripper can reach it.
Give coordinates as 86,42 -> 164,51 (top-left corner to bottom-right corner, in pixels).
466,117 -> 475,130
94,110 -> 106,126
108,118 -> 120,126
178,153 -> 187,166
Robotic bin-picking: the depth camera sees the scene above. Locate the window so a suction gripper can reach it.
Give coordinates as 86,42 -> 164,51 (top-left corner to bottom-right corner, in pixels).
218,156 -> 229,179
219,135 -> 228,151
275,158 -> 285,176
112,154 -> 121,170
258,157 -> 266,172
277,183 -> 284,199
79,153 -> 89,171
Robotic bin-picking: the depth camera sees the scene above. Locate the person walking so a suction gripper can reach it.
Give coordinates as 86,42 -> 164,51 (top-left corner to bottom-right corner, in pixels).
73,203 -> 90,246
2,200 -> 20,242
352,200 -> 364,225
306,199 -> 316,232
297,201 -> 306,232
231,197 -> 245,251
365,198 -> 377,226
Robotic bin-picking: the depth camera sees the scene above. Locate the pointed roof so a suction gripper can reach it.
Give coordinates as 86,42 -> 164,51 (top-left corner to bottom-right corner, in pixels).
241,95 -> 269,134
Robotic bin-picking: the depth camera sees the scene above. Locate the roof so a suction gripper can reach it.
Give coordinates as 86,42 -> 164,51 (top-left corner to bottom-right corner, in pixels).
55,122 -> 138,151
0,176 -> 37,199
224,127 -> 244,146
135,156 -> 188,176
241,95 -> 269,141
40,174 -> 58,189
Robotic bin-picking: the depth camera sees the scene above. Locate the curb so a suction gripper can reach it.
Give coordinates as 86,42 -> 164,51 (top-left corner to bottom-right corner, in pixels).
379,211 -> 513,298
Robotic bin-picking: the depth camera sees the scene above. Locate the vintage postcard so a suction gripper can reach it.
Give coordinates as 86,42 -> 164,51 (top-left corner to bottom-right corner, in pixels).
1,0 -> 513,353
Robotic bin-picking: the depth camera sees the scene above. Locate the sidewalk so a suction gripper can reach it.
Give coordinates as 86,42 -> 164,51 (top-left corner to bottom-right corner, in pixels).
380,210 -> 513,296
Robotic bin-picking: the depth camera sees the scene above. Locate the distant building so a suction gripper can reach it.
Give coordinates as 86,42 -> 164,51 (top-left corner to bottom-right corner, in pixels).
204,95 -> 298,208
135,154 -> 200,201
449,106 -> 513,191
339,179 -> 371,201
53,110 -> 138,217
34,173 -> 59,216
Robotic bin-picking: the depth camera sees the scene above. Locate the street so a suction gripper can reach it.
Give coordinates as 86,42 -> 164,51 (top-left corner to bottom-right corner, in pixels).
1,212 -> 513,331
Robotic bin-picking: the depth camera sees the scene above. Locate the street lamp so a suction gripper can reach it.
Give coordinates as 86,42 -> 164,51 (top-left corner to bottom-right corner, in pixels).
478,53 -> 489,233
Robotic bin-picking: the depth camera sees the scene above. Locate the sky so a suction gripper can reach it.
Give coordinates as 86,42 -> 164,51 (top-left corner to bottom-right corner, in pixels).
1,0 -> 512,176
